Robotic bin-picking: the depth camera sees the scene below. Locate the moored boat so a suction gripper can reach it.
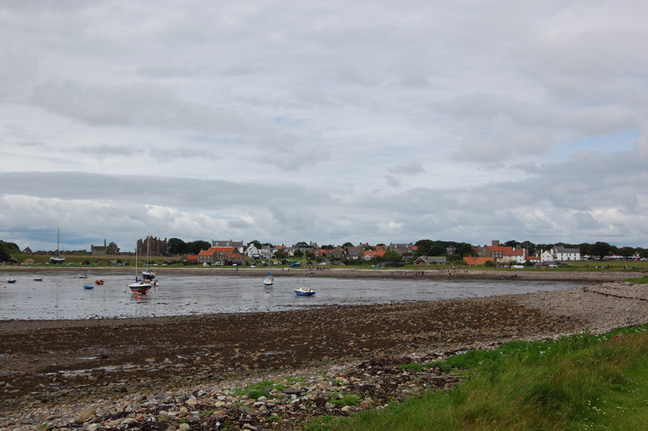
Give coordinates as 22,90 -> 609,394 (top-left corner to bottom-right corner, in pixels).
128,279 -> 152,294
84,284 -> 94,290
128,240 -> 152,295
7,278 -> 17,284
294,250 -> 315,296
294,287 -> 315,296
263,272 -> 274,287
49,229 -> 66,264
142,269 -> 156,280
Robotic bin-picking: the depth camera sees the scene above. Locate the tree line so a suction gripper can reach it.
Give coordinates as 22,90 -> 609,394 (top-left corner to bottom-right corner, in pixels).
164,238 -> 647,260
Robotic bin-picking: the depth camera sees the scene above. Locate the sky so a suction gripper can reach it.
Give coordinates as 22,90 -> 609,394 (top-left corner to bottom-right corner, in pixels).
1,0 -> 647,253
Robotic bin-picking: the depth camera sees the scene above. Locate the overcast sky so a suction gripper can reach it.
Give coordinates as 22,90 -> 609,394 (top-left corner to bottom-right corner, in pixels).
1,1 -> 647,252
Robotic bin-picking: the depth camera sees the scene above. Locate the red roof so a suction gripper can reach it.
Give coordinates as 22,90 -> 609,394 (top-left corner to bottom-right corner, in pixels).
463,257 -> 494,265
364,250 -> 386,258
488,246 -> 524,256
198,247 -> 236,256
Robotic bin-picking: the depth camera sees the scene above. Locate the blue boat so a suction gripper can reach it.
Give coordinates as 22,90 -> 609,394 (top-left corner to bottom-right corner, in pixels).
84,285 -> 94,290
294,287 -> 315,296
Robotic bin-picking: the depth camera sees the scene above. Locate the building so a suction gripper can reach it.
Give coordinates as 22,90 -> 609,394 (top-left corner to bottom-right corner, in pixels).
212,240 -> 244,253
542,245 -> 581,262
414,256 -> 447,265
91,239 -> 117,255
463,256 -> 494,266
198,247 -> 237,265
475,240 -> 526,264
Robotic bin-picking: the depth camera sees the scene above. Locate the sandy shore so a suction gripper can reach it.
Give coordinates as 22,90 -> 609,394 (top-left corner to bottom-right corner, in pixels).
1,271 -> 647,430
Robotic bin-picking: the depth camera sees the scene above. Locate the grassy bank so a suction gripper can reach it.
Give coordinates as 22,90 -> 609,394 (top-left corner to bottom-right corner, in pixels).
308,325 -> 648,431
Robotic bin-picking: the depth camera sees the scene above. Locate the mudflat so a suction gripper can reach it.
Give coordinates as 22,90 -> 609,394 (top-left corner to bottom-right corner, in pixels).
1,269 -> 647,430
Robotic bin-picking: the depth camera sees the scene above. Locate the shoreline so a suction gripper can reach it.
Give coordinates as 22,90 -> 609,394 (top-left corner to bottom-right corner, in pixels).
2,265 -> 643,282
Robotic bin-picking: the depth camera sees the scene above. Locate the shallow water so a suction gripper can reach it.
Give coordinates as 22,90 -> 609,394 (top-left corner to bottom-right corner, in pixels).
0,272 -> 582,320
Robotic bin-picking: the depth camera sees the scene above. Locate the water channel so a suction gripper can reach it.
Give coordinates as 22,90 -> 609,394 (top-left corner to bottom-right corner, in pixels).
0,271 -> 583,320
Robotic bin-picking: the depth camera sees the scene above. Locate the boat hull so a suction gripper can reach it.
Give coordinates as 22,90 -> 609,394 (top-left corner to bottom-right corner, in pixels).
128,281 -> 152,295
294,288 -> 315,296
142,270 -> 156,280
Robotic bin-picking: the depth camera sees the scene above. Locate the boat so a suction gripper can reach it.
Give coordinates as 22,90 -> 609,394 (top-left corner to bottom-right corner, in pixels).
128,241 -> 152,295
34,277 -> 43,281
49,229 -> 66,264
263,272 -> 274,287
138,236 -> 158,285
142,269 -> 156,281
128,279 -> 152,294
84,284 -> 94,290
78,274 -> 88,279
294,251 -> 315,296
7,279 -> 17,284
95,279 -> 104,285
294,287 -> 316,296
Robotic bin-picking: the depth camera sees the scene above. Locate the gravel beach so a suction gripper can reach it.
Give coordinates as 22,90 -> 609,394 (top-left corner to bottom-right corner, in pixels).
1,269 -> 647,430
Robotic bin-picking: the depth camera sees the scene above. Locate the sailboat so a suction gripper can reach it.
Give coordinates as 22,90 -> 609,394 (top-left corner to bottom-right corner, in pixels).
141,236 -> 158,285
294,251 -> 315,296
49,229 -> 66,264
128,243 -> 152,295
263,272 -> 274,287
263,251 -> 274,287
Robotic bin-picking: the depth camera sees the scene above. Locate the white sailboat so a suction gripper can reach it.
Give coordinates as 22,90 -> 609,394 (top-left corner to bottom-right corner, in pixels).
128,244 -> 152,295
263,250 -> 274,287
263,272 -> 274,287
294,250 -> 315,296
49,229 -> 66,264
141,237 -> 157,283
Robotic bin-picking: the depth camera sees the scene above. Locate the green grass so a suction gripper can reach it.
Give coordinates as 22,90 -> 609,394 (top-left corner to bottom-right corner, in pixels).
330,394 -> 362,407
626,276 -> 648,284
306,326 -> 648,431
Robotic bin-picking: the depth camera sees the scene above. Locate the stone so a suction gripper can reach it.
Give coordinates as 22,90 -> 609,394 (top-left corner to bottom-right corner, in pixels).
77,408 -> 95,422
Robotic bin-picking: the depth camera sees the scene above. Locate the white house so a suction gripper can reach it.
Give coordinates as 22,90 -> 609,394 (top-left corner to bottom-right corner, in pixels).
245,244 -> 261,258
542,246 -> 581,262
540,250 -> 554,262
552,245 -> 581,261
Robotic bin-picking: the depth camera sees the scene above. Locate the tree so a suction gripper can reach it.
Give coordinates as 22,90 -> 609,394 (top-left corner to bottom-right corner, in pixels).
187,240 -> 210,255
382,250 -> 401,262
414,239 -> 435,256
591,241 -> 613,259
343,242 -> 354,249
247,240 -> 262,249
618,246 -> 636,259
452,242 -> 476,257
108,241 -> 120,253
520,240 -> 536,256
167,238 -> 187,255
0,246 -> 10,262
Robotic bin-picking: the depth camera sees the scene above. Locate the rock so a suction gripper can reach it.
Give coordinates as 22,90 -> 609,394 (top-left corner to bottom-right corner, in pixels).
178,423 -> 191,431
77,408 -> 95,422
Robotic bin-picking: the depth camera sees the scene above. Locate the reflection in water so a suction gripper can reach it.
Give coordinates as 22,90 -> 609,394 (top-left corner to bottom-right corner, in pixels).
0,272 -> 581,320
